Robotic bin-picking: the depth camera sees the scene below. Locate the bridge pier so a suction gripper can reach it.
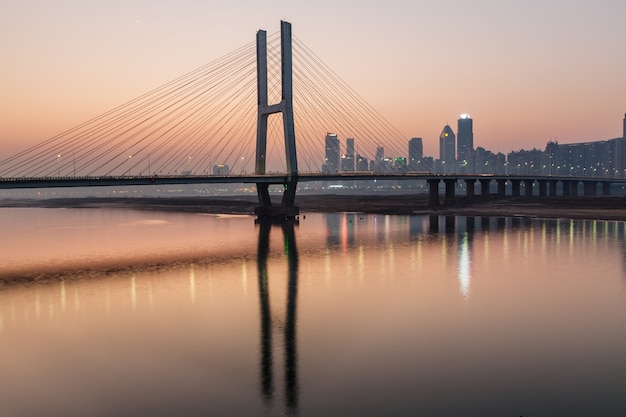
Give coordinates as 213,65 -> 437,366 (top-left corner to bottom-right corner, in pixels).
523,179 -> 534,197
464,179 -> 476,201
602,181 -> 611,196
428,179 -> 440,206
548,180 -> 558,196
479,179 -> 491,197
570,180 -> 579,197
538,180 -> 547,197
444,179 -> 456,205
496,179 -> 507,196
583,180 -> 597,197
562,180 -> 571,197
511,179 -> 521,197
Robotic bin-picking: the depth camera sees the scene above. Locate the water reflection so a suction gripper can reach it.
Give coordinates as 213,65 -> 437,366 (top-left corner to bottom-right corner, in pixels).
2,213 -> 626,415
458,231 -> 472,300
257,219 -> 299,414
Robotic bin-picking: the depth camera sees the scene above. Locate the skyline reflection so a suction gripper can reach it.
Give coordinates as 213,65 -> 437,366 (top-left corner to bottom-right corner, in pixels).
0,212 -> 626,415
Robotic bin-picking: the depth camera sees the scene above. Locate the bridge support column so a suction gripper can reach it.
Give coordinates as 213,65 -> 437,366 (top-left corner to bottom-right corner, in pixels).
444,179 -> 456,205
548,180 -> 558,196
428,179 -> 440,206
602,181 -> 611,196
523,179 -> 534,197
583,180 -> 597,196
570,180 -> 579,197
538,180 -> 547,197
255,21 -> 299,220
464,179 -> 476,201
479,179 -> 491,197
511,179 -> 521,197
496,179 -> 507,196
561,180 -> 571,196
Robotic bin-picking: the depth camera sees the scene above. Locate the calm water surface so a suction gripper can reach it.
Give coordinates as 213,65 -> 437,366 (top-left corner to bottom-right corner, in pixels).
1,208 -> 626,416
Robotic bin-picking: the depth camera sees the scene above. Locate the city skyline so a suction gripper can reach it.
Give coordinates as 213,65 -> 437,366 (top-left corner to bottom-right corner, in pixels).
1,1 -> 625,160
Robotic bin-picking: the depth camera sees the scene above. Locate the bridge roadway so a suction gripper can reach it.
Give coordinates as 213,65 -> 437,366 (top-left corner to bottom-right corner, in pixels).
1,173 -> 625,205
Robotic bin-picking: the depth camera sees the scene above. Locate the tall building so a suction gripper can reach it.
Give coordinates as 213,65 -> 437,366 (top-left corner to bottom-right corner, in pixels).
439,125 -> 456,173
408,137 -> 423,171
457,114 -> 474,173
323,133 -> 340,173
341,137 -> 355,171
356,154 -> 369,171
371,146 -> 385,172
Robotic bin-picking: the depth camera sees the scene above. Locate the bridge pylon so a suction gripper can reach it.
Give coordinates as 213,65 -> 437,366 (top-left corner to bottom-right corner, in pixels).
255,20 -> 299,221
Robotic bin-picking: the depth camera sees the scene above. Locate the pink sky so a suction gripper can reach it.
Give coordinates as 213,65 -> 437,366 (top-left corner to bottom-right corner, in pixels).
1,0 -> 624,160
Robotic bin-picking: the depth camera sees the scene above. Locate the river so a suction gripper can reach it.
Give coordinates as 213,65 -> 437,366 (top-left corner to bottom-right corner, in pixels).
1,207 -> 625,416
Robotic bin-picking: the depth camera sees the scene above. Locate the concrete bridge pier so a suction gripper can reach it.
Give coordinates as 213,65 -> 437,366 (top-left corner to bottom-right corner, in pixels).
523,179 -> 534,197
602,181 -> 611,196
548,180 -> 558,196
465,179 -> 476,201
444,179 -> 456,205
570,180 -> 579,197
562,180 -> 571,197
583,180 -> 597,196
538,180 -> 547,197
479,179 -> 491,197
511,179 -> 521,197
427,179 -> 440,206
496,179 -> 507,196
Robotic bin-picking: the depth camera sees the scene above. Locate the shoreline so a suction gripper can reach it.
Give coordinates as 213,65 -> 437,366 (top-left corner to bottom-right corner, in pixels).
1,194 -> 625,221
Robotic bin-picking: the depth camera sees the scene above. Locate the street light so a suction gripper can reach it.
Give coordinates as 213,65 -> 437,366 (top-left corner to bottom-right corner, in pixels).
127,155 -> 132,176
56,154 -> 61,177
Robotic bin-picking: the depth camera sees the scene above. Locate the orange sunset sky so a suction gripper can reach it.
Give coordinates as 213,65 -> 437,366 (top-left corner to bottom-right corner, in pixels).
1,0 -> 625,159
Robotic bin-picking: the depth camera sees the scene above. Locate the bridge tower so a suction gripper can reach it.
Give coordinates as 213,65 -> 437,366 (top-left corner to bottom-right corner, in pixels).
255,21 -> 299,220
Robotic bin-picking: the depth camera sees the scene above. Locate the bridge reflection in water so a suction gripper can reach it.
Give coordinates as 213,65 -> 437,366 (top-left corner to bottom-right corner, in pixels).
256,219 -> 299,413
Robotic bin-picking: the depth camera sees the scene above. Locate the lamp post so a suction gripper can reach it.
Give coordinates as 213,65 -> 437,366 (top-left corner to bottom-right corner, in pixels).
56,154 -> 61,177
127,155 -> 132,176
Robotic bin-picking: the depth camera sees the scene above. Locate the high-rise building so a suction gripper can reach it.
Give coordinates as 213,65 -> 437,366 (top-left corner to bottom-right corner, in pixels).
611,114 -> 626,178
439,125 -> 456,173
457,114 -> 474,173
371,146 -> 385,172
408,137 -> 423,171
323,133 -> 340,173
341,137 -> 355,171
356,154 -> 369,171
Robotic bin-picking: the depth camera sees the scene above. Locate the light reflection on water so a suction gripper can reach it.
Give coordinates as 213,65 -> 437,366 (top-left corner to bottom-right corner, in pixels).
0,209 -> 626,416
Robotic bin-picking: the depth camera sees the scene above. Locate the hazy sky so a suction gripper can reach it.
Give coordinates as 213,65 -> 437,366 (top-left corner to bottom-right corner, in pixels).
1,0 -> 625,158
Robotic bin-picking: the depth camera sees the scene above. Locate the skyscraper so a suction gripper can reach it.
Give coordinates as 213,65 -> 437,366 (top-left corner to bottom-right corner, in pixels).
617,114 -> 626,176
371,146 -> 385,172
439,125 -> 456,173
408,137 -> 423,171
341,137 -> 355,171
457,114 -> 474,173
324,133 -> 340,173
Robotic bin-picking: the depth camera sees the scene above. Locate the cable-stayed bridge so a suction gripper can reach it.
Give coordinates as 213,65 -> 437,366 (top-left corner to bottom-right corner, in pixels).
1,21 -> 624,219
